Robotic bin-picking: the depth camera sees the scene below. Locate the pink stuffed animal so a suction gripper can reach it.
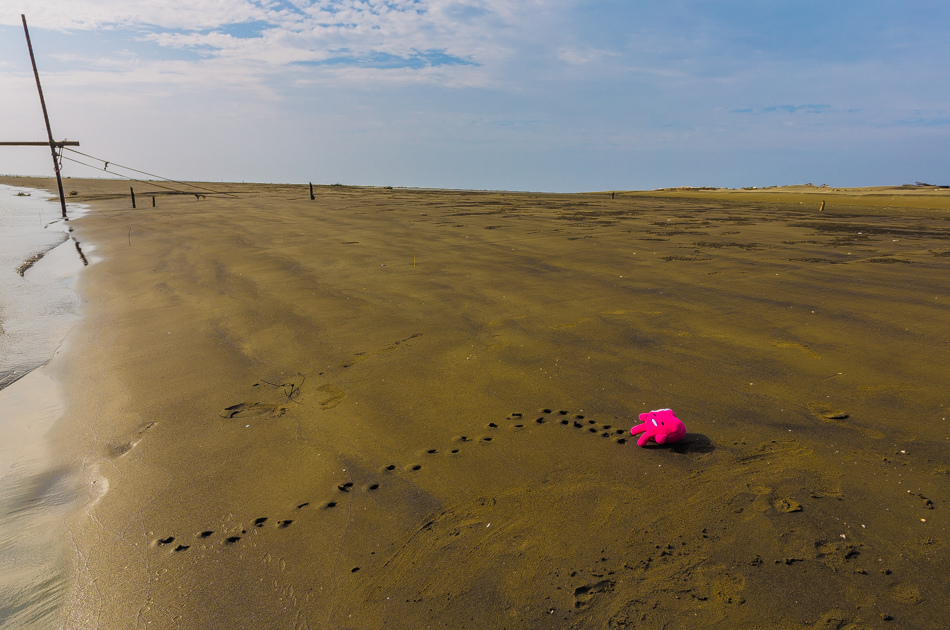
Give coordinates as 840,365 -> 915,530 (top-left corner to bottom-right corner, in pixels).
630,408 -> 686,447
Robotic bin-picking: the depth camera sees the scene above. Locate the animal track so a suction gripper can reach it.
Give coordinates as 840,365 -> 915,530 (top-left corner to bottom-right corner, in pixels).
151,406 -> 670,560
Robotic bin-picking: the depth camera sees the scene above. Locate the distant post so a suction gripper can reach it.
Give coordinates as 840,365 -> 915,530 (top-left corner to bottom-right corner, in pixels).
310,182 -> 315,200
819,200 -> 825,212
21,14 -> 68,219
130,186 -> 136,208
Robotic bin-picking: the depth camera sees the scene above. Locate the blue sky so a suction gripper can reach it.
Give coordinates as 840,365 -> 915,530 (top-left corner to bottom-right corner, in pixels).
1,0 -> 949,191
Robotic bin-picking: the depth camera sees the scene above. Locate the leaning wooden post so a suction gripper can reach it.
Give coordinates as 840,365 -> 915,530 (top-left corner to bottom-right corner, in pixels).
152,196 -> 156,207
130,186 -> 136,208
22,14 -> 68,219
310,182 -> 315,200
819,200 -> 825,212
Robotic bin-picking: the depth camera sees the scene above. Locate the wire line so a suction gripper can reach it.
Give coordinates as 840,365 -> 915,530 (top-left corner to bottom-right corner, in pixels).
60,155 -> 210,195
62,147 -> 237,197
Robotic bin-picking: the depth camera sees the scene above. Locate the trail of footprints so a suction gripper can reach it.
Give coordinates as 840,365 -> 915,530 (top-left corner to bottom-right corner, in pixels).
151,408 -> 630,557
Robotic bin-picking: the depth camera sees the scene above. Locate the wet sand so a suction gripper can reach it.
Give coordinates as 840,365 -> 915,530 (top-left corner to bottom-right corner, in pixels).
5,177 -> 949,628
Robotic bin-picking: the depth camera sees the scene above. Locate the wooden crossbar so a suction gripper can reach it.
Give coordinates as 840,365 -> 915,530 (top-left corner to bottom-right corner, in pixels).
0,141 -> 80,147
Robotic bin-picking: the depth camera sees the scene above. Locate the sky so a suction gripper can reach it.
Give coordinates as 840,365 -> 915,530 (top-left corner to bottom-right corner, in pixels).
1,0 -> 949,192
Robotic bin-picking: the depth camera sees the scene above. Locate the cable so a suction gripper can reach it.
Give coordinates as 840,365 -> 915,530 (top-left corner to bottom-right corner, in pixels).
60,154 -> 209,195
62,147 -> 237,197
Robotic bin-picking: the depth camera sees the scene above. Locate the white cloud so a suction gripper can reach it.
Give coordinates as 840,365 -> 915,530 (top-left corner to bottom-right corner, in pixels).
6,0 -> 562,93
6,0 -> 270,30
555,47 -> 617,66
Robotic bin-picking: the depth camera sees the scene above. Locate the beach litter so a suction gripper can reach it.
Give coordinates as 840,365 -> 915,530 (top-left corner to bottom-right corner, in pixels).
630,408 -> 687,447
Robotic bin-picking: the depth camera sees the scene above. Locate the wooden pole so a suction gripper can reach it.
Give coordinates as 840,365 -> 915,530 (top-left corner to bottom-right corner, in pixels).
21,15 -> 68,219
310,182 -> 315,200
130,186 -> 136,208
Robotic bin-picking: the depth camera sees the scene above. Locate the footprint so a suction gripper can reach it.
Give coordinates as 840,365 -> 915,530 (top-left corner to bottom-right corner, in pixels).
220,402 -> 287,419
317,384 -> 347,410
807,402 -> 884,439
808,402 -> 849,420
254,517 -> 268,527
106,421 -> 157,458
278,520 -> 293,528
774,498 -> 803,513
573,579 -> 615,609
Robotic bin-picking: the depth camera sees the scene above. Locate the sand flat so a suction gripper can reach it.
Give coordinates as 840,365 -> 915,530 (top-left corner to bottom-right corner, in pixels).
5,176 -> 949,628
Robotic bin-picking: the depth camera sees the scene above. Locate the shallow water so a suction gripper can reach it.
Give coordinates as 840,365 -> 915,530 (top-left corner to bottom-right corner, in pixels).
0,185 -> 87,389
0,185 -> 89,628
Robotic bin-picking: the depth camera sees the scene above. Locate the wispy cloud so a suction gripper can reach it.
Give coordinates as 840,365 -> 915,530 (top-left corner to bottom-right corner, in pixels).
556,47 -> 618,66
893,115 -> 950,128
734,104 -> 831,115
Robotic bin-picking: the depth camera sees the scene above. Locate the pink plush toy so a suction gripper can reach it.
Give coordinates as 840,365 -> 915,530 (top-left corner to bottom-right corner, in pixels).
630,408 -> 687,447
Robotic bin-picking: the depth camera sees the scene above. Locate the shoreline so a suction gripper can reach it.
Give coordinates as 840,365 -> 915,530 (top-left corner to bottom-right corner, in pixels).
0,184 -> 90,629
3,176 -> 948,628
